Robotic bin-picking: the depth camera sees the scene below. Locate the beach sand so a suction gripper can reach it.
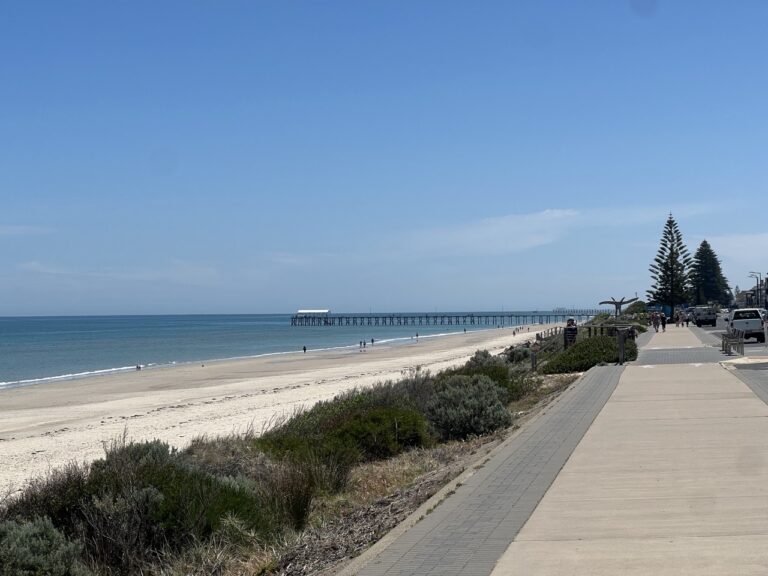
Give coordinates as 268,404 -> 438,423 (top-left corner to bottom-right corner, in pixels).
0,325 -> 554,495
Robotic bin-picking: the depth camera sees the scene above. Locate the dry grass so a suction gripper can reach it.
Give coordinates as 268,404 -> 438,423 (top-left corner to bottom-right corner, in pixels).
507,373 -> 578,413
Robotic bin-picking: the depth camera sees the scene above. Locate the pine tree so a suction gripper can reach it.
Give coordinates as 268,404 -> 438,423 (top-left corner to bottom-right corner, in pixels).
647,214 -> 692,316
690,240 -> 731,305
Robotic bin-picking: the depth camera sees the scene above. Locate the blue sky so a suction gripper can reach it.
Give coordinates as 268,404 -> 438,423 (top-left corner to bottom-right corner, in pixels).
1,0 -> 767,315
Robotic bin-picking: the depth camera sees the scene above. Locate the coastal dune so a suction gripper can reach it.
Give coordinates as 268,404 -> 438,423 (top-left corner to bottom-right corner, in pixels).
0,326 -> 552,495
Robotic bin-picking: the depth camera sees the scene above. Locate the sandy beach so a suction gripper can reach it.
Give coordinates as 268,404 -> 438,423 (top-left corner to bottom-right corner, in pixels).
0,325 -> 554,495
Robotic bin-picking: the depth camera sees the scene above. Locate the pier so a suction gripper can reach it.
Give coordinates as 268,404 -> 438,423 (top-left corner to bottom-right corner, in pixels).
291,310 -> 606,327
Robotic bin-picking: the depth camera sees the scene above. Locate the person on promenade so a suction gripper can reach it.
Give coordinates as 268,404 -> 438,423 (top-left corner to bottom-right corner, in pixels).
652,312 -> 660,332
660,313 -> 667,332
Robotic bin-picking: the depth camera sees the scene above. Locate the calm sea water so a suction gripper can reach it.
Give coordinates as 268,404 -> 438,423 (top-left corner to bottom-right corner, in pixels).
0,313 -> 547,389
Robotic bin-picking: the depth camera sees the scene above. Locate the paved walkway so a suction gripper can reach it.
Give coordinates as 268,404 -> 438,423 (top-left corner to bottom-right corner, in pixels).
494,326 -> 768,575
354,366 -> 624,576
352,325 -> 768,575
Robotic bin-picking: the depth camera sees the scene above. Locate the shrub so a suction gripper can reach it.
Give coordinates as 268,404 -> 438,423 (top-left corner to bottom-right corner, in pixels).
360,373 -> 436,414
259,405 -> 432,462
78,486 -> 163,572
438,350 -> 521,402
257,387 -> 435,463
541,335 -> 638,374
506,346 -> 531,364
87,439 -> 275,550
1,462 -> 89,534
328,405 -> 432,461
0,517 -> 90,576
426,375 -> 512,440
507,370 -> 539,400
183,432 -> 272,480
463,350 -> 504,370
259,460 -> 315,530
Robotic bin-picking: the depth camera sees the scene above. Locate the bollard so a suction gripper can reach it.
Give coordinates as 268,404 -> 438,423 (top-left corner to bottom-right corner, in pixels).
617,329 -> 626,365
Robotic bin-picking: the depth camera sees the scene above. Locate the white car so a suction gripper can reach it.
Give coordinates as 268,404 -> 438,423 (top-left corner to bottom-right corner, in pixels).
691,306 -> 717,327
728,308 -> 765,342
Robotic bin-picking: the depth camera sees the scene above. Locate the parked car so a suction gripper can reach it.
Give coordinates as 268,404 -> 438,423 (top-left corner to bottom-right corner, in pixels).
691,306 -> 717,327
728,308 -> 765,342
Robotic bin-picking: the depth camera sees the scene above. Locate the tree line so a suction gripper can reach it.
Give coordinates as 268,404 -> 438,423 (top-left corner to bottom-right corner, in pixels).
646,214 -> 732,315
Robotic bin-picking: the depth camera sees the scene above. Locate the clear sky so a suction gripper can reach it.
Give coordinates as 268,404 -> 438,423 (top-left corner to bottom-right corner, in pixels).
2,0 -> 767,315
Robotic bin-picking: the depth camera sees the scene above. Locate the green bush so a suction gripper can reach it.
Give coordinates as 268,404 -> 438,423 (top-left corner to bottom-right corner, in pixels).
259,460 -> 316,530
0,517 -> 90,576
183,433 -> 273,480
362,373 -> 436,414
426,375 -> 512,440
87,439 -> 275,549
182,433 -> 322,528
541,335 -> 638,374
78,486 -> 162,572
506,346 -> 531,364
463,350 -> 503,370
439,350 -> 524,402
258,404 -> 433,464
329,405 -> 432,460
1,463 -> 89,535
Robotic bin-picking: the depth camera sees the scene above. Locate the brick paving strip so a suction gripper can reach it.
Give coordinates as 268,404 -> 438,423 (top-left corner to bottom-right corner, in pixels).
350,365 -> 624,576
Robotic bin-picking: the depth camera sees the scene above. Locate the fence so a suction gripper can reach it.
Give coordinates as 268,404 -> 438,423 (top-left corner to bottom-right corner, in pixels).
527,323 -> 637,371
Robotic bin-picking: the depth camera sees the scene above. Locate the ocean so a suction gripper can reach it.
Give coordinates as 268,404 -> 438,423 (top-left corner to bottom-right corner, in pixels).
0,313 -> 550,389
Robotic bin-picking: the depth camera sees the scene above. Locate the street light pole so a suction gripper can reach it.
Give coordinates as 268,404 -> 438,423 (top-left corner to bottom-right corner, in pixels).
749,272 -> 762,308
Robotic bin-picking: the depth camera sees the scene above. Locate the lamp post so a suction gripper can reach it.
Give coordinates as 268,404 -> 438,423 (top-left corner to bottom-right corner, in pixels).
749,272 -> 762,308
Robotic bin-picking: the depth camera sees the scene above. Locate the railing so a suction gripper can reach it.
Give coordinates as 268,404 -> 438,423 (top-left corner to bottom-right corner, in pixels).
291,311 -> 607,327
583,324 -> 637,338
722,329 -> 745,356
527,323 -> 637,371
529,327 -> 567,371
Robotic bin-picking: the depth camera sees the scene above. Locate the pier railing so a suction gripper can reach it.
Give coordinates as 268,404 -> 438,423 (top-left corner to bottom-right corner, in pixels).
290,310 -> 607,327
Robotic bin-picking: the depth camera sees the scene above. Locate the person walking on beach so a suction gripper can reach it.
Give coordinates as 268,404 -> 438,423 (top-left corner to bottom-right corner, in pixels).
371,338 -> 374,346
303,346 -> 306,354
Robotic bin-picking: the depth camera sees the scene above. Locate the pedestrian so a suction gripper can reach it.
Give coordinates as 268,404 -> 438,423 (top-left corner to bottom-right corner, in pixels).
371,338 -> 374,346
303,345 -> 306,354
661,313 -> 667,332
652,312 -> 660,332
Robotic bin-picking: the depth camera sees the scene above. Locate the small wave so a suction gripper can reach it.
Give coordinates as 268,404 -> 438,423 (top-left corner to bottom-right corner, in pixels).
0,365 -> 147,390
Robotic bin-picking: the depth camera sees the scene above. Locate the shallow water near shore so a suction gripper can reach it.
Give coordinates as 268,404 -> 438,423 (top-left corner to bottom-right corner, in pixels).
0,313 -> 548,388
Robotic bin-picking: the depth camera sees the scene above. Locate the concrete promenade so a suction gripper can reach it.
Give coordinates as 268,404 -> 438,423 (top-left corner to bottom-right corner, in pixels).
353,325 -> 768,575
